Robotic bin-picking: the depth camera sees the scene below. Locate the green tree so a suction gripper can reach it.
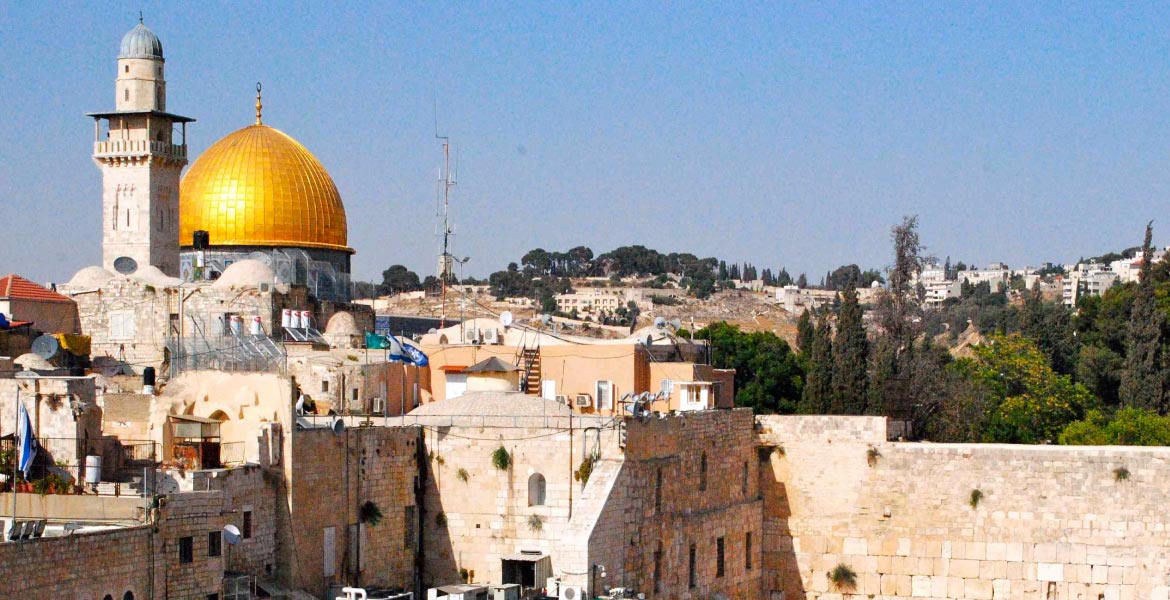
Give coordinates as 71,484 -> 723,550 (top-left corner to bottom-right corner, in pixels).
796,309 -> 814,356
831,282 -> 868,414
798,316 -> 833,414
1060,407 -> 1170,446
970,334 -> 1097,444
694,322 -> 804,413
1119,222 -> 1168,412
378,264 -> 421,295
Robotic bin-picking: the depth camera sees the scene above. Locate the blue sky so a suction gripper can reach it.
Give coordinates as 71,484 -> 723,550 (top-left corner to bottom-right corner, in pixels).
2,2 -> 1168,285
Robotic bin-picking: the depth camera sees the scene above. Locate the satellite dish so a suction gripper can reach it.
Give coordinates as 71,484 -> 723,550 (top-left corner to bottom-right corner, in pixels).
112,256 -> 138,275
668,319 -> 682,330
331,417 -> 345,435
32,335 -> 59,360
654,317 -> 667,328
539,314 -> 552,326
645,335 -> 654,347
500,311 -> 514,328
223,524 -> 242,545
427,328 -> 438,334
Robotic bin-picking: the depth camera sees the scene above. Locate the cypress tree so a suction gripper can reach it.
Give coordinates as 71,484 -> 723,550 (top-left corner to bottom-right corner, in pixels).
799,315 -> 834,414
1120,222 -> 1167,412
831,281 -> 869,414
796,309 -> 814,356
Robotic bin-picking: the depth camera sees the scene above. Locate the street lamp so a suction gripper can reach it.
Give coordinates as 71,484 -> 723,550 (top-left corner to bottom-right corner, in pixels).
455,257 -> 471,342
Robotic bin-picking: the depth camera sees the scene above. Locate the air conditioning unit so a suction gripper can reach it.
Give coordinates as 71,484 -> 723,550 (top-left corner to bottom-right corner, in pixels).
555,395 -> 568,405
559,586 -> 584,600
575,394 -> 593,408
371,397 -> 385,415
482,328 -> 499,344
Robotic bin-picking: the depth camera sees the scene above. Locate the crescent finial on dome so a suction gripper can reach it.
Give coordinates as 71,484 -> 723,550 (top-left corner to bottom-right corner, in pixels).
255,82 -> 263,125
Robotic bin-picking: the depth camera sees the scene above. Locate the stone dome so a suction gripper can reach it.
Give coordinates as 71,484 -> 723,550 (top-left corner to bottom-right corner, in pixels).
212,259 -> 275,289
119,21 -> 163,60
14,353 -> 54,371
131,265 -> 183,288
179,123 -> 352,254
324,311 -> 359,335
67,266 -> 116,288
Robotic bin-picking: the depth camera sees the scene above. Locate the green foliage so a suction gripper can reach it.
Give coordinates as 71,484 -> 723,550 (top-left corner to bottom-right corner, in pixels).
650,294 -> 682,306
359,501 -> 383,526
798,316 -> 833,414
969,488 -> 984,508
456,468 -> 470,483
379,264 -> 422,295
574,454 -> 597,485
971,334 -> 1096,444
436,512 -> 448,527
828,564 -> 857,590
491,446 -> 511,471
1059,407 -> 1170,446
694,321 -> 804,414
832,282 -> 869,414
527,514 -> 544,532
1119,222 -> 1168,411
866,446 -> 881,467
796,309 -> 814,356
1114,467 -> 1130,482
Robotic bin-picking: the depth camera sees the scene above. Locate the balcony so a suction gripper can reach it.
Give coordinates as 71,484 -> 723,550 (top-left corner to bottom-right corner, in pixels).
93,139 -> 187,160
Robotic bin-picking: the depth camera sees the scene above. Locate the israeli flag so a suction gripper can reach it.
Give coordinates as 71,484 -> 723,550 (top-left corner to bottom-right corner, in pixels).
17,401 -> 37,478
384,332 -> 428,366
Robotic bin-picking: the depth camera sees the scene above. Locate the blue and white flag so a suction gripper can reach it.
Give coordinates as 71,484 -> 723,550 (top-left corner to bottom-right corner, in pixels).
402,342 -> 429,367
17,401 -> 37,478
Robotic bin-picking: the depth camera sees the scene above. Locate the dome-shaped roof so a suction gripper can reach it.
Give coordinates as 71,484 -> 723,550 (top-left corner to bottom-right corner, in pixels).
180,124 -> 352,253
212,259 -> 275,289
131,265 -> 183,288
325,311 -> 358,335
67,266 -> 116,287
119,21 -> 163,60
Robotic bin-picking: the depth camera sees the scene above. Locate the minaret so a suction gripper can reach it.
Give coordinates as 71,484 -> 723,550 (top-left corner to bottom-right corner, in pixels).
88,17 -> 194,277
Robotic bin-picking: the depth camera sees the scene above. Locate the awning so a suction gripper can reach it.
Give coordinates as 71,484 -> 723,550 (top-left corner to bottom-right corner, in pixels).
502,551 -> 549,562
171,414 -> 222,424
439,365 -> 468,373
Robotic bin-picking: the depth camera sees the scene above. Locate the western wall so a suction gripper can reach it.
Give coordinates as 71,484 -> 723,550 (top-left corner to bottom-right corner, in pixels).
758,415 -> 1170,600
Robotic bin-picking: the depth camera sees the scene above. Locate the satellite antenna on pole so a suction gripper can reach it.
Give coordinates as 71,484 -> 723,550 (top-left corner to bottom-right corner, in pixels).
500,311 -> 513,328
654,317 -> 667,329
668,318 -> 683,330
32,335 -> 59,361
223,524 -> 242,545
539,314 -> 552,326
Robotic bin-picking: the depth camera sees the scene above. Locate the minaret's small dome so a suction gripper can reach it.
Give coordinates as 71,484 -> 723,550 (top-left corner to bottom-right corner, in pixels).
119,21 -> 163,60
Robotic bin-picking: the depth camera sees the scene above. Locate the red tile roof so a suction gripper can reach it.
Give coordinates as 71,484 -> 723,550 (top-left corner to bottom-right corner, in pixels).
0,274 -> 74,304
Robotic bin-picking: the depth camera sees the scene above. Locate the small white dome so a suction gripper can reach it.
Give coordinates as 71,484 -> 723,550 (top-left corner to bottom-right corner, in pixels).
131,265 -> 183,288
325,311 -> 359,335
67,266 -> 116,288
14,353 -> 54,371
212,259 -> 275,289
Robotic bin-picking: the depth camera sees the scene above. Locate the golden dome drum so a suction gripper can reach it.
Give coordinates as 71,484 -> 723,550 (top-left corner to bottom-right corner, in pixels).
179,124 -> 352,253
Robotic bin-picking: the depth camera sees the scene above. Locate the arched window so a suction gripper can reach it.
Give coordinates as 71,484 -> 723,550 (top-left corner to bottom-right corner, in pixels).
123,592 -> 135,600
103,595 -> 114,600
528,473 -> 546,506
699,452 -> 708,491
124,89 -> 129,102
124,65 -> 129,74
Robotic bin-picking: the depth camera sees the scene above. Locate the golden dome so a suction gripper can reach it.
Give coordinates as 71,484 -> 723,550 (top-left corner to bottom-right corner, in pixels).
180,124 -> 352,253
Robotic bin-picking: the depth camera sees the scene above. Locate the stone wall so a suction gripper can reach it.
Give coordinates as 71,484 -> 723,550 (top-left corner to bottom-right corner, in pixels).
591,408 -> 764,599
758,415 -> 1170,600
0,376 -> 103,470
282,425 -> 420,597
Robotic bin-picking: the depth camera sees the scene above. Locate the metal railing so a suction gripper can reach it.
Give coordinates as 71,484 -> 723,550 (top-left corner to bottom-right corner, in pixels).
1,437 -> 157,498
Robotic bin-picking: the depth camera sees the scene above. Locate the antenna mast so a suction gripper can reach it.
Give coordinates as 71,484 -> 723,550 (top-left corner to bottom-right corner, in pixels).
436,134 -> 456,327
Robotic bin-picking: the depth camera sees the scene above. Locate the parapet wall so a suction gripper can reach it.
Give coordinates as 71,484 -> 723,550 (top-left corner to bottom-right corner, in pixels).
758,415 -> 1170,600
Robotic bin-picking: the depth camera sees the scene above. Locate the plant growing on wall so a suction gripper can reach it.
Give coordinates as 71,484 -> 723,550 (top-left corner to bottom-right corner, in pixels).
436,512 -> 447,527
359,500 -> 383,526
828,563 -> 857,591
491,446 -> 512,471
459,568 -> 470,583
456,468 -> 470,483
969,488 -> 984,509
1114,466 -> 1130,482
528,514 -> 544,532
435,454 -> 445,467
574,453 -> 597,485
866,446 -> 881,467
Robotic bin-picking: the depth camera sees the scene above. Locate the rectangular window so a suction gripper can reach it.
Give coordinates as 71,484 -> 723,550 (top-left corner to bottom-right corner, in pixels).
243,510 -> 253,539
323,526 -> 336,577
179,536 -> 193,563
351,388 -> 359,401
208,531 -> 222,557
716,537 -> 725,578
321,379 -> 330,393
595,381 -> 613,411
404,505 -> 416,549
653,545 -> 662,593
688,543 -> 697,588
746,532 -> 753,570
742,461 -> 749,495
